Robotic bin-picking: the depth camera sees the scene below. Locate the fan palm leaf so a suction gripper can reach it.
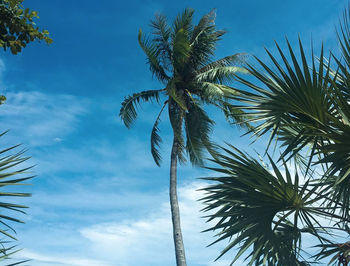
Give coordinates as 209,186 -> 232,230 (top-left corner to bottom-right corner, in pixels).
201,145 -> 340,265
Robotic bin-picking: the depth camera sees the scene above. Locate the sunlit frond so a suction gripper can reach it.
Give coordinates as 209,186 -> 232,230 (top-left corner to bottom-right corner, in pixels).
198,53 -> 248,73
196,66 -> 247,84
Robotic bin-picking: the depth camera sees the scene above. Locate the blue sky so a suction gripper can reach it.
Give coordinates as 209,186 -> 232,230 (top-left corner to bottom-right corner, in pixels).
0,0 -> 346,265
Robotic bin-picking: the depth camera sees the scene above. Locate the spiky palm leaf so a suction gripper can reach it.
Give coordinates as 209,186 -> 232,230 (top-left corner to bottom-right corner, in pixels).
202,5 -> 350,265
201,145 -> 342,265
0,132 -> 33,264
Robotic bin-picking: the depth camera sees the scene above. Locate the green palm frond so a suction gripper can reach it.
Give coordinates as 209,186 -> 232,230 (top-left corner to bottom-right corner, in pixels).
151,101 -> 168,166
198,53 -> 248,73
196,66 -> 247,84
138,29 -> 170,82
191,8 -> 217,42
337,4 -> 350,72
184,102 -> 214,166
0,244 -> 30,265
119,89 -> 163,128
198,82 -> 238,102
172,28 -> 191,74
220,101 -> 254,130
201,145 -> 337,265
168,98 -> 186,164
150,13 -> 172,71
173,8 -> 194,35
0,133 -> 34,263
231,39 -> 333,160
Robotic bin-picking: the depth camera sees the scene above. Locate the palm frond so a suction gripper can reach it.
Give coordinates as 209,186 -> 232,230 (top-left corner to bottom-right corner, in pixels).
150,13 -> 172,71
0,133 -> 34,262
184,102 -> 214,166
172,28 -> 191,74
150,101 -> 168,166
168,98 -> 186,164
166,78 -> 188,111
337,4 -> 350,71
200,145 -> 337,265
198,53 -> 248,73
172,8 -> 194,36
232,39 -> 333,160
220,101 -> 254,130
191,8 -> 217,42
196,66 -> 247,84
197,82 -> 236,101
119,89 -> 163,128
138,29 -> 170,82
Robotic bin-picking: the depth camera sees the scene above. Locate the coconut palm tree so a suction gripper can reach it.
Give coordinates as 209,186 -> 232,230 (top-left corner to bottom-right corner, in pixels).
201,5 -> 350,266
119,9 -> 246,266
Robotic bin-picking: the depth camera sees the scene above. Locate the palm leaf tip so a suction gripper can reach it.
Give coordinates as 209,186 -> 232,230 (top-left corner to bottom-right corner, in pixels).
119,89 -> 162,129
150,101 -> 168,166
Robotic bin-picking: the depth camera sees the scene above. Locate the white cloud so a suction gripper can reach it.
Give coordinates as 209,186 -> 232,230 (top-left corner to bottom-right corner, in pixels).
19,250 -> 110,266
20,181 -> 237,266
0,90 -> 90,146
78,181 -> 235,266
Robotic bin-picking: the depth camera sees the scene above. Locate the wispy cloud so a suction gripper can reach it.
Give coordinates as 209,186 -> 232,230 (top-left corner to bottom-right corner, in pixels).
19,181 -> 238,266
20,250 -> 111,266
0,90 -> 90,146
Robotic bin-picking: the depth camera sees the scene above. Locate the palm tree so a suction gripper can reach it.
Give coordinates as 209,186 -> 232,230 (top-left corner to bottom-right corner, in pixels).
119,9 -> 246,266
201,5 -> 350,266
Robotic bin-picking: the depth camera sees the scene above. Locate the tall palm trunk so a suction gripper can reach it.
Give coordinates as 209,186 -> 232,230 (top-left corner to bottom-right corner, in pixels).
170,135 -> 187,266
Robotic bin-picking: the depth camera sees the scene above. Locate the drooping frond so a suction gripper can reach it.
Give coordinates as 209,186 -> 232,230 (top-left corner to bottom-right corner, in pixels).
120,89 -> 163,128
184,102 -> 214,166
151,101 -> 168,166
166,78 -> 188,111
138,29 -> 170,82
168,98 -> 186,164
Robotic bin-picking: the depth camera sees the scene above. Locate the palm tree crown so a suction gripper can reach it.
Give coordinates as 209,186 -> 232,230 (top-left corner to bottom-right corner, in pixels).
120,8 -> 246,166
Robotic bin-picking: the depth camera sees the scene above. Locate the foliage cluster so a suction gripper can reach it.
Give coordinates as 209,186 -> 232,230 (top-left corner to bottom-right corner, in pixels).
201,6 -> 350,266
0,0 -> 52,54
